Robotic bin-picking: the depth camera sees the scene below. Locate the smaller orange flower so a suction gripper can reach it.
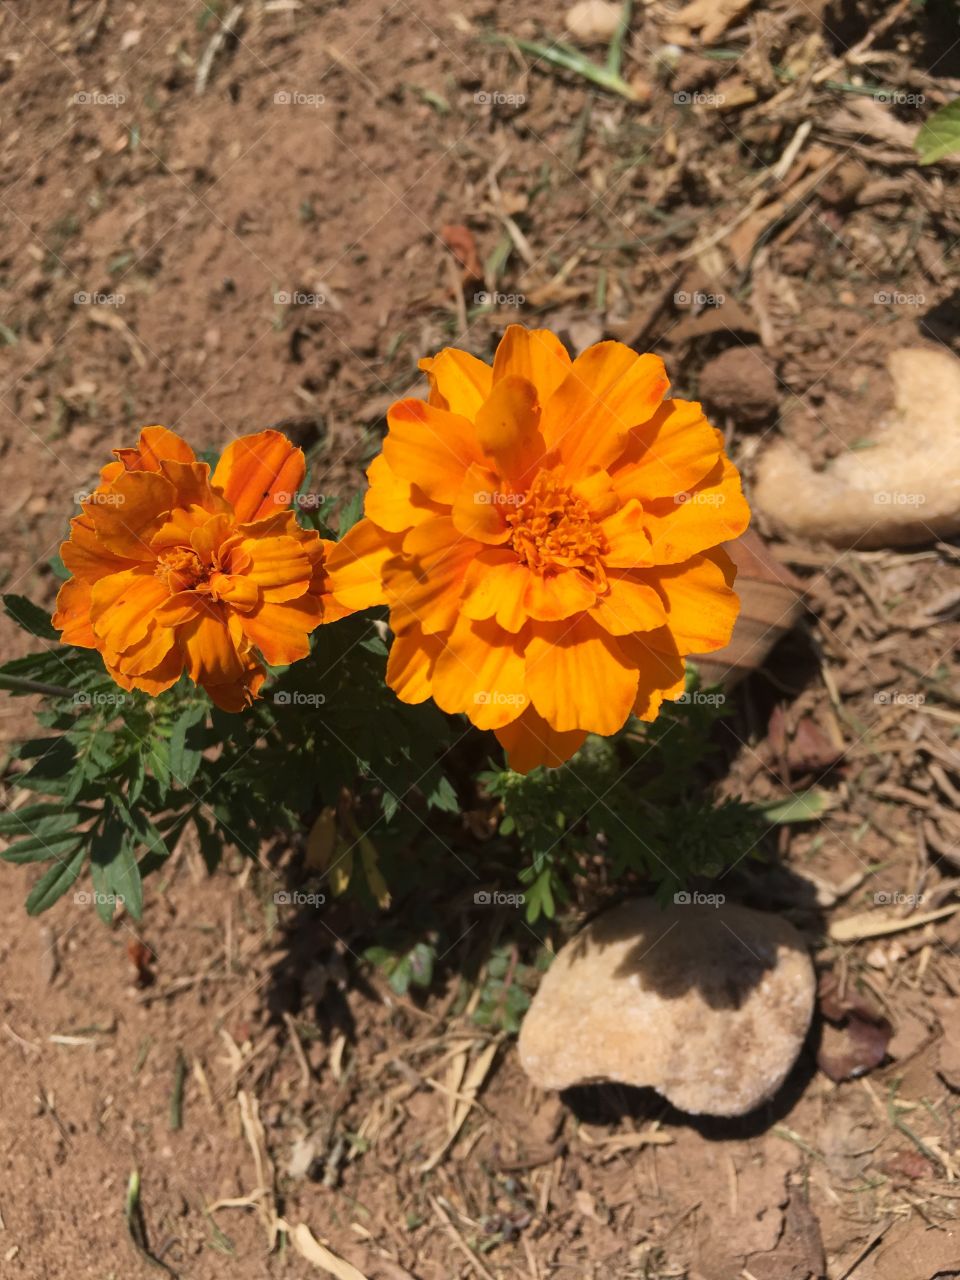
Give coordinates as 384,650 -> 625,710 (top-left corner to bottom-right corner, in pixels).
53,426 -> 356,710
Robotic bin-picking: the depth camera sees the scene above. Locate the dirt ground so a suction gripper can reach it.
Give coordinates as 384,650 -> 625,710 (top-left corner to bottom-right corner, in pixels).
3,0 -> 960,1276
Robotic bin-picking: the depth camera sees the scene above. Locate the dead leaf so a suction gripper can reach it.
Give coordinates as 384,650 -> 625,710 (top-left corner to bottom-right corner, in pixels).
673,0 -> 754,44
440,223 -> 483,284
127,938 -> 155,988
817,973 -> 892,1082
693,529 -> 806,687
305,808 -> 337,871
879,1150 -> 936,1181
830,903 -> 960,942
745,1188 -> 825,1280
420,1037 -> 501,1171
283,1221 -> 369,1280
930,995 -> 960,1090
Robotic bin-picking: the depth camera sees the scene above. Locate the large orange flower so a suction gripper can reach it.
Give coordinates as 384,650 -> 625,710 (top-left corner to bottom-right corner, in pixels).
53,426 -> 356,710
327,326 -> 750,772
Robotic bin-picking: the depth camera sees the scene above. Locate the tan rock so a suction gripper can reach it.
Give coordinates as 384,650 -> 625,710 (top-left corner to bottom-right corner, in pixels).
753,346 -> 960,548
564,0 -> 623,43
518,898 -> 814,1116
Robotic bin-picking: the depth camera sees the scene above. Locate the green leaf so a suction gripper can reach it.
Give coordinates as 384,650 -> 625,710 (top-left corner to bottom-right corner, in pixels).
18,736 -> 76,778
336,491 -> 364,535
524,867 -> 556,923
0,804 -> 79,836
916,99 -> 960,164
168,705 -> 208,787
426,774 -> 459,814
3,594 -> 58,640
26,845 -> 86,915
49,551 -> 70,580
91,811 -> 144,921
2,832 -> 83,865
760,790 -> 830,824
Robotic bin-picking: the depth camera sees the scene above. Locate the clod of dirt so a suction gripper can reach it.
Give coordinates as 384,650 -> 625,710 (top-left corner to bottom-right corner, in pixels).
816,971 -> 892,1082
564,0 -> 623,42
518,898 -> 815,1117
754,346 -> 960,549
698,345 -> 779,424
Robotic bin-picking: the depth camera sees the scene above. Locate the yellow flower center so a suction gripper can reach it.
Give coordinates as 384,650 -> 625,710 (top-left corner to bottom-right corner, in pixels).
156,546 -> 207,594
506,472 -> 607,583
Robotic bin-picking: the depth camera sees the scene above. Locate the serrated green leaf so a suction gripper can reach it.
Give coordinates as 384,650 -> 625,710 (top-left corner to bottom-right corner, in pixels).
3,594 -> 58,640
169,705 -> 207,787
427,774 -> 459,814
91,811 -> 144,921
916,99 -> 960,164
26,845 -> 86,915
17,737 -> 76,785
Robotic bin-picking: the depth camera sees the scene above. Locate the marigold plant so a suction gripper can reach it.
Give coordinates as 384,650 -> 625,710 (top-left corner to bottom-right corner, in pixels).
327,325 -> 750,771
53,426 -> 356,710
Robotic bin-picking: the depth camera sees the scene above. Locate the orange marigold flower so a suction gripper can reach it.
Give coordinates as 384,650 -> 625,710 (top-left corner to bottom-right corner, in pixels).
326,326 -> 750,772
53,426 -> 356,711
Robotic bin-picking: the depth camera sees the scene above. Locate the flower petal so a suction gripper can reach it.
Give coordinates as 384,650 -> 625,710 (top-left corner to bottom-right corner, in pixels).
323,518 -> 395,612
431,614 -> 528,730
113,425 -> 196,474
460,549 -> 530,632
52,578 -> 96,647
599,499 -> 654,568
641,454 -> 750,564
492,326 -> 572,403
450,464 -> 512,545
159,459 -> 230,515
88,471 -> 175,560
523,570 -> 597,622
386,622 -> 443,704
590,573 -> 667,636
386,516 -> 479,635
612,400 -> 724,501
541,343 -> 668,476
110,616 -> 177,677
364,453 -> 443,533
525,614 -> 639,735
420,348 -> 493,417
232,534 -> 312,603
618,629 -> 687,719
238,595 -> 323,666
60,516 -> 140,582
494,706 -> 587,774
382,399 -> 484,504
212,429 -> 306,523
178,606 -> 245,687
210,572 -> 260,612
651,548 -> 739,654
474,375 -> 547,485
89,569 -> 172,655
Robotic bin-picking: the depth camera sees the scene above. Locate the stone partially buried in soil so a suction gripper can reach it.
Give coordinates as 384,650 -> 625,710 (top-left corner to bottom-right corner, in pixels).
519,898 -> 815,1117
753,345 -> 960,548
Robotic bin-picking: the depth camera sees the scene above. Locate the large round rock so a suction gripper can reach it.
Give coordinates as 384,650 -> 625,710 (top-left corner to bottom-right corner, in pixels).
518,898 -> 815,1117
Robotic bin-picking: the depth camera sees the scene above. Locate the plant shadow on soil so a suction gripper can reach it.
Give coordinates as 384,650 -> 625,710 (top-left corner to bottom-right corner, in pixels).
258,615 -> 829,1134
